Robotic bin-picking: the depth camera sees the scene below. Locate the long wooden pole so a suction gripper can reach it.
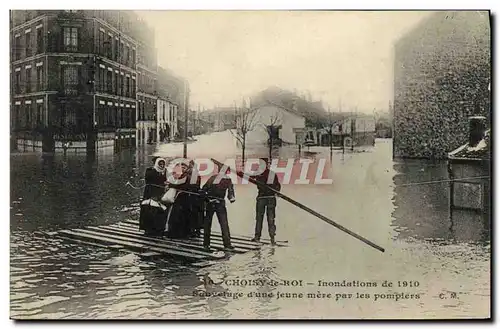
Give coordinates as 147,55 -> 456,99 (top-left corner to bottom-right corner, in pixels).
210,158 -> 385,253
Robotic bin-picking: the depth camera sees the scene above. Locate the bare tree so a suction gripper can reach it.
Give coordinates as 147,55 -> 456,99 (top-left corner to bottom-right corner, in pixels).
223,105 -> 259,167
262,111 -> 283,160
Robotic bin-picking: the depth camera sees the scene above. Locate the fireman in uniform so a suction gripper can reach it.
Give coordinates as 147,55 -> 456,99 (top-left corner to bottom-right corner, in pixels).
251,158 -> 281,245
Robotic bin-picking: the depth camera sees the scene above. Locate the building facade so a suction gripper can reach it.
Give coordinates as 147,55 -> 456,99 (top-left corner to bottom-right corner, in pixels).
393,11 -> 491,159
198,107 -> 237,132
10,10 -> 148,153
133,14 -> 158,146
156,66 -> 188,141
241,103 -> 306,147
304,113 -> 376,147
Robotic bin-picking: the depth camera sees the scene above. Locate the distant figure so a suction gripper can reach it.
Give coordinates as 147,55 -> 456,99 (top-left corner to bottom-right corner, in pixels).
251,158 -> 281,245
202,166 -> 236,251
147,128 -> 153,144
139,157 -> 167,236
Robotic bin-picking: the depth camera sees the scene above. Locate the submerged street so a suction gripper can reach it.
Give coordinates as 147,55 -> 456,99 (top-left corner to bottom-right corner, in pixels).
10,133 -> 490,319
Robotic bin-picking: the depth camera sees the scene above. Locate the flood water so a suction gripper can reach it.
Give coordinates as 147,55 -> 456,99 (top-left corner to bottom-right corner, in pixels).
10,134 -> 490,319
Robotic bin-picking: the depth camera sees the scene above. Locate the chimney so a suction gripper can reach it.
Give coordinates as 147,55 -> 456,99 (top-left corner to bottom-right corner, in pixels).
468,116 -> 487,147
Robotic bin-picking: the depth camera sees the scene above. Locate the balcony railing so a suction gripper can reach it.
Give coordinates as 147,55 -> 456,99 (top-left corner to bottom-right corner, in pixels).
59,84 -> 82,96
64,44 -> 78,53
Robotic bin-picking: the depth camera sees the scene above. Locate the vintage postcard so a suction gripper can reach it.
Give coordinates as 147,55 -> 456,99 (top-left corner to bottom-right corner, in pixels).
9,10 -> 491,320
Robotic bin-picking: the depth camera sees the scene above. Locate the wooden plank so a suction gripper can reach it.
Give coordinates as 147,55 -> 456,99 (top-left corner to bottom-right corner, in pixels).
120,221 -> 263,248
72,227 -> 219,259
140,252 -> 162,258
192,260 -> 219,268
115,222 -> 260,250
105,224 -> 251,254
124,219 -> 288,245
57,230 -> 204,260
83,226 -> 226,259
57,236 -> 125,250
116,224 -> 260,252
108,224 -> 252,254
112,223 -> 255,253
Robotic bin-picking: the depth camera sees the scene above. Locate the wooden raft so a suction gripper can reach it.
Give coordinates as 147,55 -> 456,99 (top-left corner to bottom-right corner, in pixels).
44,219 -> 287,265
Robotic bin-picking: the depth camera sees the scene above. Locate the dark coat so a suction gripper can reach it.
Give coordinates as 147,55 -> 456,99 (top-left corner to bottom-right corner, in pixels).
202,174 -> 235,202
165,172 -> 192,239
140,167 -> 167,234
256,168 -> 281,197
142,167 -> 166,201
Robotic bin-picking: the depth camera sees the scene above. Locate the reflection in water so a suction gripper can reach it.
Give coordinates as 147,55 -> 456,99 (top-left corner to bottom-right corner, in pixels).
248,248 -> 280,317
10,139 -> 490,319
450,209 -> 490,245
11,149 -> 151,232
391,159 -> 490,245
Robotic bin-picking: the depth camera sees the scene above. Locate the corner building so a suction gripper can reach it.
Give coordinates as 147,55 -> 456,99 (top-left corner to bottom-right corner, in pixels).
10,10 -> 152,153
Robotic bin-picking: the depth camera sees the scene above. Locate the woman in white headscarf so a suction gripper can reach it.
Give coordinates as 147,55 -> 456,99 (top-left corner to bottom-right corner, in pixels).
142,157 -> 166,200
139,157 -> 167,235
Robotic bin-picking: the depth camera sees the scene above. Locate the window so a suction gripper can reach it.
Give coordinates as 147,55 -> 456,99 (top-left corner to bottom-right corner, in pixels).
104,106 -> 112,126
97,105 -> 105,126
25,68 -> 31,93
106,70 -> 113,94
62,65 -> 78,91
15,71 -> 21,94
131,78 -> 135,97
36,104 -> 43,126
25,32 -> 31,57
95,67 -> 100,92
99,30 -> 105,54
115,72 -> 119,94
106,34 -> 112,58
120,42 -> 124,62
114,39 -> 119,61
121,108 -> 126,128
63,27 -> 78,52
14,105 -> 21,130
36,66 -> 43,90
125,46 -> 130,65
121,75 -> 125,96
14,36 -> 21,60
99,67 -> 105,92
36,28 -> 43,53
62,106 -> 76,127
126,77 -> 130,97
117,108 -> 126,128
26,103 -> 32,129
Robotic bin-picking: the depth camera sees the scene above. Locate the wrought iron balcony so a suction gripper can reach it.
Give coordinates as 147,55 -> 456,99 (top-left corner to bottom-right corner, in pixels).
64,44 -> 79,53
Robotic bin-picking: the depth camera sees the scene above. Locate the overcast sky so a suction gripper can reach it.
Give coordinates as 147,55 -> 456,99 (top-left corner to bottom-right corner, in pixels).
138,11 -> 431,113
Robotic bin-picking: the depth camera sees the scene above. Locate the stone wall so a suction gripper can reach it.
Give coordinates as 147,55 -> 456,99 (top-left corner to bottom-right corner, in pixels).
393,11 -> 491,159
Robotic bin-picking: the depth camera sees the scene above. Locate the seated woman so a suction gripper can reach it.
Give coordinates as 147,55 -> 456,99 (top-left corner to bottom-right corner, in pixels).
139,157 -> 168,236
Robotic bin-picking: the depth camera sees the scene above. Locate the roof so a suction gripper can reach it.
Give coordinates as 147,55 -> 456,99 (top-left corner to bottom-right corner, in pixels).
448,130 -> 490,160
252,100 -> 305,118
